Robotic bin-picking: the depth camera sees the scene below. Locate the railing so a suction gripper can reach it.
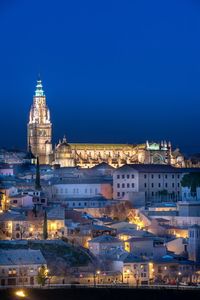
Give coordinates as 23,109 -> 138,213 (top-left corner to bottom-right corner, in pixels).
1,284 -> 200,290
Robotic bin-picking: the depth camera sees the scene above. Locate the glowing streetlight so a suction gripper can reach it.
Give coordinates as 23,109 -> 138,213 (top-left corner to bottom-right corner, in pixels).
15,290 -> 26,298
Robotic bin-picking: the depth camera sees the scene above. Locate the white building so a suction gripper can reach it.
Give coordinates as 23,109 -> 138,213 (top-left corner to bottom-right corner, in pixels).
113,164 -> 184,204
0,249 -> 46,286
49,178 -> 112,201
123,254 -> 149,285
188,224 -> 200,262
124,237 -> 166,260
88,235 -> 123,256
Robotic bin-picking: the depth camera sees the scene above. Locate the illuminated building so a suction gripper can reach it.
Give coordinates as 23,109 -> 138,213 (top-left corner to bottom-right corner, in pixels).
113,164 -> 184,202
0,249 -> 46,286
27,78 -> 52,165
28,79 -> 185,168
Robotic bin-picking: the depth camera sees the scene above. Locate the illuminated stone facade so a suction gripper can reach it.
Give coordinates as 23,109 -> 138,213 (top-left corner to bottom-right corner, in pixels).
28,80 -> 185,168
27,79 -> 52,164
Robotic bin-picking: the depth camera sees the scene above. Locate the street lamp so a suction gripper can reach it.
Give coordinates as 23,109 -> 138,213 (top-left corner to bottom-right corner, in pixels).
96,270 -> 100,284
176,272 -> 182,288
93,270 -> 101,286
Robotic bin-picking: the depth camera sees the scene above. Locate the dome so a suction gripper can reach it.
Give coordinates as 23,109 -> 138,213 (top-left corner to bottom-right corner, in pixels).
56,136 -> 72,153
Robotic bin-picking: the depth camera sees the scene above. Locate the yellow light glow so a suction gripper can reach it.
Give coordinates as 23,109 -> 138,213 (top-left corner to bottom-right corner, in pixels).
15,290 -> 26,298
96,270 -> 100,275
128,215 -> 144,229
50,222 -> 57,230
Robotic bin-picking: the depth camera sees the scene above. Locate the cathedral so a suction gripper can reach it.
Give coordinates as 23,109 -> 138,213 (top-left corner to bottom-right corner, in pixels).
27,79 -> 185,168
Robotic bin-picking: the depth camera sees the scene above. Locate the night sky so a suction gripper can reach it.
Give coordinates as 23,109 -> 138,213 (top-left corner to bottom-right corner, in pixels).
0,0 -> 200,155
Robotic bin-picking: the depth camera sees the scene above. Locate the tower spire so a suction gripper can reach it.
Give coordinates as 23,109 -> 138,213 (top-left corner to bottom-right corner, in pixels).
35,77 -> 45,97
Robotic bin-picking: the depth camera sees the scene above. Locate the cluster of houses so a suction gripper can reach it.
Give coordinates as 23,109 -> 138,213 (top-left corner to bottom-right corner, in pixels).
1,159 -> 200,287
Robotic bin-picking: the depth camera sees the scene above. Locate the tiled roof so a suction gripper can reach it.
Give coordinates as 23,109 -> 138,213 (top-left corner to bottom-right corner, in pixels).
116,164 -> 200,173
0,249 -> 46,265
89,235 -> 121,243
124,253 -> 147,263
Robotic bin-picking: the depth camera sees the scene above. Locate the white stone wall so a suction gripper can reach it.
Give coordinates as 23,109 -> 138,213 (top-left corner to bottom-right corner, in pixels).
51,183 -> 101,199
113,168 -> 183,201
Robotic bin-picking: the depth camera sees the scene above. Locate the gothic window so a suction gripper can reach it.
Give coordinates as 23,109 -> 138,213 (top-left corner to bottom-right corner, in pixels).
127,174 -> 130,179
132,183 -> 135,188
132,174 -> 135,178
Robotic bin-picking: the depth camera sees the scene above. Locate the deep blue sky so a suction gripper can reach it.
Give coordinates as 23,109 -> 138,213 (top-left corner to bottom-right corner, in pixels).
0,0 -> 200,155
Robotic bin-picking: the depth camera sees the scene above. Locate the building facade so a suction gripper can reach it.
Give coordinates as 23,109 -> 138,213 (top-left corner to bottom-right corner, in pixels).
27,78 -> 52,164
28,79 -> 185,168
113,164 -> 184,202
0,249 -> 46,286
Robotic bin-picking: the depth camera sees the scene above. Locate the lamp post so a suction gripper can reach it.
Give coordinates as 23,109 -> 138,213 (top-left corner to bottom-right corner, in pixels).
96,270 -> 100,284
176,272 -> 181,289
93,270 -> 101,287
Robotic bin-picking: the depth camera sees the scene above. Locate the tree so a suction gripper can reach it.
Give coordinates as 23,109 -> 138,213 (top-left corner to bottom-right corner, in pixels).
181,173 -> 200,198
32,204 -> 37,217
17,224 -> 26,239
37,265 -> 49,286
43,210 -> 48,240
35,156 -> 41,190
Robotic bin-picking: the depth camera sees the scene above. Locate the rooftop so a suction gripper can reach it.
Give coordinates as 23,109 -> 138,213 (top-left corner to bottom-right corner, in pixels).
0,249 -> 46,265
89,235 -> 121,244
116,164 -> 200,173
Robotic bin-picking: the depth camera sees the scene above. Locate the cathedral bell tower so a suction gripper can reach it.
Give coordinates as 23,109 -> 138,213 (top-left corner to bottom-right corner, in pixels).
27,78 -> 52,164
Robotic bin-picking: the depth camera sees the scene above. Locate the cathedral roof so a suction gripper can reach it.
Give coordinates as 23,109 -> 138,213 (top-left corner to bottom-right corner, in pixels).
56,136 -> 71,152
